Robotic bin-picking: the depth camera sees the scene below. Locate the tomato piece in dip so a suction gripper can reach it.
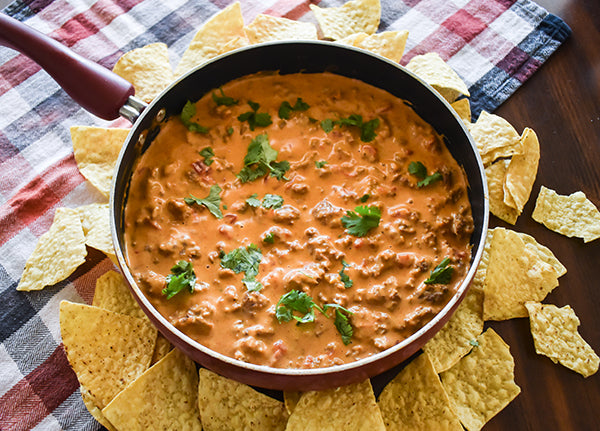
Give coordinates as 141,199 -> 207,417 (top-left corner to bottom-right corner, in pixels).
124,72 -> 474,369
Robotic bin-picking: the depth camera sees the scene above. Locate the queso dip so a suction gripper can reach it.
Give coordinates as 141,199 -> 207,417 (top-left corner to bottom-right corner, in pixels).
124,72 -> 474,369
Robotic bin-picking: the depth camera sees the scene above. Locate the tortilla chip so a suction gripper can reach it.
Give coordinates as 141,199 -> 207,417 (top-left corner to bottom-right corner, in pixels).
174,2 -> 244,77
441,329 -> 520,431
283,391 -> 301,416
244,14 -> 318,43
93,270 -> 146,320
423,285 -> 484,373
198,368 -> 288,430
218,35 -> 251,55
405,52 -> 470,103
472,228 -> 494,286
286,380 -> 385,430
71,126 -> 130,198
483,227 -> 559,320
503,127 -> 540,211
17,207 -> 87,291
310,0 -> 381,40
59,301 -> 156,409
532,186 -> 600,243
450,98 -> 471,124
516,231 -> 567,277
112,43 -> 173,103
525,302 -> 599,378
339,30 -> 409,63
78,203 -> 115,262
151,333 -> 173,365
485,160 -> 519,224
468,111 -> 522,166
102,349 -> 201,430
378,352 -> 463,430
81,386 -> 117,431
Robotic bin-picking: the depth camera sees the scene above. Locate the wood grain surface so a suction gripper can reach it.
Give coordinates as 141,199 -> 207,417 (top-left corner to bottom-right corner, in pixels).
483,0 -> 600,429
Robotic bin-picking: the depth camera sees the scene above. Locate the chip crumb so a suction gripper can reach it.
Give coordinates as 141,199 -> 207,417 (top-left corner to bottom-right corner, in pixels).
198,368 -> 289,430
17,207 -> 87,291
286,380 -> 385,430
310,0 -> 381,40
378,352 -> 463,430
441,328 -> 521,431
405,52 -> 470,103
525,302 -> 599,378
532,186 -> 600,243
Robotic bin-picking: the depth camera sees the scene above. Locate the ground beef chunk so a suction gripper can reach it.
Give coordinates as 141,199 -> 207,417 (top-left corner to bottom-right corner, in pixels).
170,301 -> 216,334
273,204 -> 301,223
310,199 -> 345,228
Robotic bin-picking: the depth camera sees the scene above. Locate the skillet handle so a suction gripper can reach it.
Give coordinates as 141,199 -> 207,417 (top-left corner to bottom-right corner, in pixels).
0,13 -> 134,121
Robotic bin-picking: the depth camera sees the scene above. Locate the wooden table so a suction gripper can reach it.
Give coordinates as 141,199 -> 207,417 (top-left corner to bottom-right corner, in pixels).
485,0 -> 600,429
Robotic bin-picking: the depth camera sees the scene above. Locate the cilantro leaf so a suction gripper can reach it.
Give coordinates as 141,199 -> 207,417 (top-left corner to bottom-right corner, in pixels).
212,87 -> 238,106
227,127 -> 234,135
246,193 -> 261,208
237,101 -> 272,131
315,160 -> 328,169
469,339 -> 480,347
341,205 -> 381,237
339,260 -> 353,288
199,147 -> 214,166
162,260 -> 196,299
409,161 -> 443,188
180,101 -> 209,133
276,290 -> 324,324
237,134 -> 290,183
184,185 -> 223,219
279,98 -> 310,119
424,257 -> 454,285
323,303 -> 354,345
262,193 -> 284,209
359,194 -> 370,203
337,114 -> 380,142
263,232 -> 275,244
321,119 -> 334,133
220,244 -> 263,291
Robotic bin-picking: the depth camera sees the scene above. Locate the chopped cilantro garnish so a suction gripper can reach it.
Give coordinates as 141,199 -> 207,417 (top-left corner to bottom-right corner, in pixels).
323,303 -> 354,345
263,232 -> 275,244
339,260 -> 353,288
246,193 -> 261,208
424,257 -> 454,285
408,161 -> 443,188
237,134 -> 290,183
320,119 -> 334,133
237,101 -> 272,130
359,194 -> 370,203
278,97 -> 310,119
162,260 -> 196,299
212,87 -> 238,106
227,127 -> 234,135
180,101 -> 209,133
199,147 -> 214,166
220,244 -> 263,291
262,194 -> 284,209
469,339 -> 480,347
276,290 -> 324,324
315,160 -> 328,169
341,205 -> 381,237
184,185 -> 223,219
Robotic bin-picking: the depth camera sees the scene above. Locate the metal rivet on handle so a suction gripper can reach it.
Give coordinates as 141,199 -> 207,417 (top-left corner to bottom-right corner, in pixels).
156,108 -> 166,122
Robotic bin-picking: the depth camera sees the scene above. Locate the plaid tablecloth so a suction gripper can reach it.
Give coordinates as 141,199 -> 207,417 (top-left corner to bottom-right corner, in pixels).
0,0 -> 570,429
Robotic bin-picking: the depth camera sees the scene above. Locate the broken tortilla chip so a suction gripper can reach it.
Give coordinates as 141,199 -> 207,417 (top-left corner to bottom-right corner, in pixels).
485,160 -> 519,224
503,127 -> 540,212
338,30 -> 409,63
405,52 -> 469,103
59,301 -> 156,409
78,203 -> 115,262
175,2 -> 245,77
525,302 -> 599,378
310,0 -> 381,40
469,111 -> 521,166
70,126 -> 130,198
17,207 -> 87,291
423,285 -> 484,373
112,42 -> 173,103
244,14 -> 318,43
516,231 -> 567,277
483,227 -> 559,320
532,186 -> 600,243
102,349 -> 202,430
198,368 -> 289,430
441,329 -> 521,431
378,352 -> 463,430
286,380 -> 385,430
